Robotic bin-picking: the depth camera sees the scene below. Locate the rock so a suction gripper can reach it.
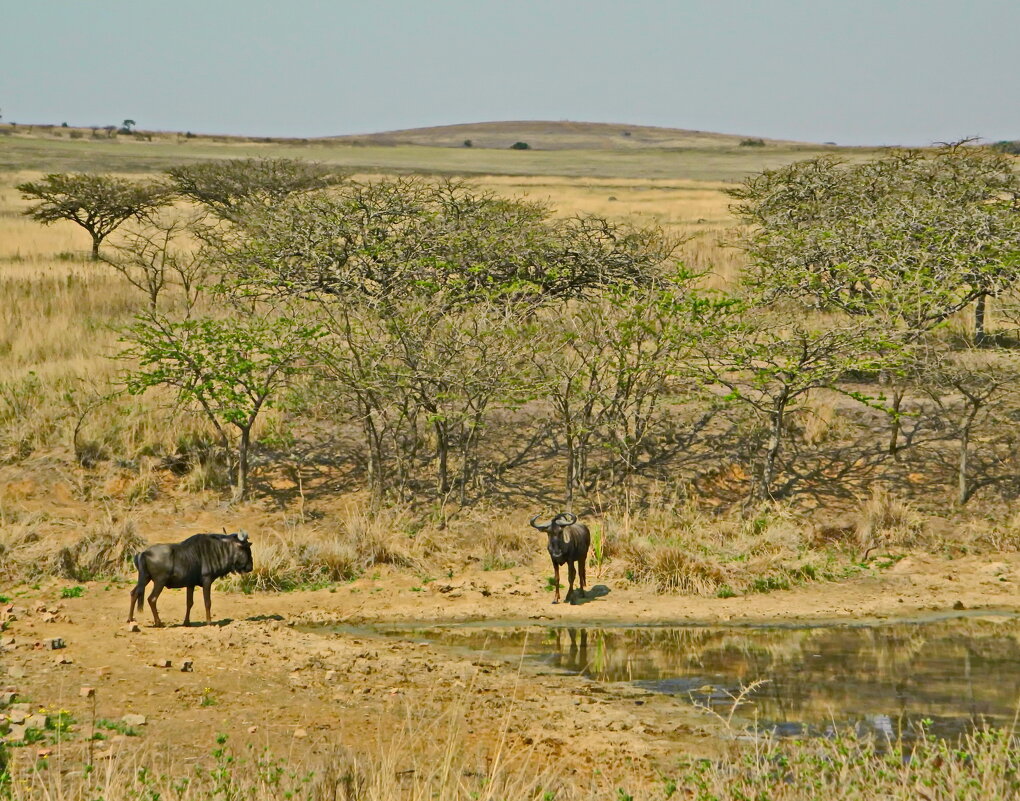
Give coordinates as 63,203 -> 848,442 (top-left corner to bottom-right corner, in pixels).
26,714 -> 47,730
180,660 -> 193,673
247,725 -> 258,734
45,637 -> 65,650
155,659 -> 172,669
0,692 -> 15,706
953,600 -> 966,610
8,709 -> 27,724
54,655 -> 73,665
36,747 -> 53,759
125,622 -> 141,633
80,687 -> 96,698
293,728 -> 307,738
97,666 -> 112,678
121,713 -> 147,727
40,612 -> 57,623
5,723 -> 27,742
8,667 -> 26,679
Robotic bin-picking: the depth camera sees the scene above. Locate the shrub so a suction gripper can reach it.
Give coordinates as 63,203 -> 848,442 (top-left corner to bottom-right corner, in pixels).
509,141 -> 530,150
739,138 -> 765,147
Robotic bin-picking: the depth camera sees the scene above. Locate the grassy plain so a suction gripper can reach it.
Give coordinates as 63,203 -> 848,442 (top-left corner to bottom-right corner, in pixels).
2,126 -> 1019,799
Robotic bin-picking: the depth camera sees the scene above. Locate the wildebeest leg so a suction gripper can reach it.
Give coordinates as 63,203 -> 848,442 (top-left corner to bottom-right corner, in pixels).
147,581 -> 166,628
128,579 -> 147,623
202,578 -> 213,623
552,561 -> 561,604
183,586 -> 195,626
566,561 -> 577,604
128,557 -> 148,623
578,556 -> 587,599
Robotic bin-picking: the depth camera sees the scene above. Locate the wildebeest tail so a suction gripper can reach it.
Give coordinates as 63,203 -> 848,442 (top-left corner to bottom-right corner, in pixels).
132,552 -> 149,614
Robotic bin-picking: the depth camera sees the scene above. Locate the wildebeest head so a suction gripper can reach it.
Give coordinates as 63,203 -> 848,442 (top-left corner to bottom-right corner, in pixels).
229,531 -> 254,574
530,513 -> 577,560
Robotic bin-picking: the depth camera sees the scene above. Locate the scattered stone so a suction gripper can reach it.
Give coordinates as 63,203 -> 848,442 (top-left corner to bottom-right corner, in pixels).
155,659 -> 172,669
11,703 -> 29,712
40,612 -> 57,623
54,655 -> 73,665
45,637 -> 66,650
125,622 -> 141,633
0,691 -> 15,706
97,666 -> 112,678
8,709 -> 27,724
324,670 -> 337,683
180,660 -> 193,673
36,747 -> 53,759
953,600 -> 966,610
122,713 -> 147,727
247,725 -> 258,734
26,714 -> 48,730
79,687 -> 96,699
293,727 -> 307,738
5,723 -> 27,742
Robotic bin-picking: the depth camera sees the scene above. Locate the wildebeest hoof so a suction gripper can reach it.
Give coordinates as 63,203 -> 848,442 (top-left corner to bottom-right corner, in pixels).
551,600 -> 559,605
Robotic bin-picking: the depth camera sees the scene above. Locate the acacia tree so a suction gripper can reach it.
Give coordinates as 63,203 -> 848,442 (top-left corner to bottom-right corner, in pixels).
694,311 -> 902,502
532,272 -> 728,505
166,158 -> 347,223
122,309 -> 320,499
912,344 -> 1020,505
214,177 -> 677,302
17,173 -> 171,259
729,144 -> 1020,342
100,214 -> 209,311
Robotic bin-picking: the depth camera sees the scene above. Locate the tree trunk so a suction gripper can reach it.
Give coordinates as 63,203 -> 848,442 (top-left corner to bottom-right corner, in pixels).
957,426 -> 970,506
974,292 -> 988,346
888,387 -> 905,458
759,396 -> 787,501
564,430 -> 575,508
235,427 -> 251,500
90,234 -> 101,261
434,419 -> 449,494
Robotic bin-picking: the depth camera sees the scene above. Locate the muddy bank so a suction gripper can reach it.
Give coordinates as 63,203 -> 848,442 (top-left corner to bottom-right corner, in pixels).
2,552 -> 1019,778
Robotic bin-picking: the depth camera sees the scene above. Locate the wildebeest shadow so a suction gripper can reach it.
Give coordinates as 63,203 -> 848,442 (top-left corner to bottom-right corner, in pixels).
171,618 -> 233,628
571,584 -> 610,605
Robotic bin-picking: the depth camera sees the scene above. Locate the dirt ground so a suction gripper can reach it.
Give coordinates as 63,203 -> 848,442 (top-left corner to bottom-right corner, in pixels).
3,539 -> 1019,779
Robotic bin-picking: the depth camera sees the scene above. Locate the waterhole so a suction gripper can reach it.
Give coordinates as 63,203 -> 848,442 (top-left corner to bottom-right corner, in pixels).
373,613 -> 1020,739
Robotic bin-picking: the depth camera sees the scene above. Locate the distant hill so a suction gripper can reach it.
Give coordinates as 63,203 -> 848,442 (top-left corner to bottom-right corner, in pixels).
329,120 -> 807,150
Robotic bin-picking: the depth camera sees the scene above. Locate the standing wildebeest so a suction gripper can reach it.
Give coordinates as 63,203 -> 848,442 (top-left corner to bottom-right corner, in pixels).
530,513 -> 590,604
128,532 -> 253,627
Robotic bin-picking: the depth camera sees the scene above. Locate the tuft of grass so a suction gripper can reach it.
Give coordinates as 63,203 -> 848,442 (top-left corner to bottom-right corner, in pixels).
60,585 -> 84,598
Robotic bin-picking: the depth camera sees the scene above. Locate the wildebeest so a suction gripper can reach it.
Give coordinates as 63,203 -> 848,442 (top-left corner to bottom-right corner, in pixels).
530,513 -> 590,604
128,532 -> 254,627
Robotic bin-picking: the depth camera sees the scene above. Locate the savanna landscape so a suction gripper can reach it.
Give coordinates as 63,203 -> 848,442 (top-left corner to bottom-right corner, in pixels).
3,121 -> 1020,800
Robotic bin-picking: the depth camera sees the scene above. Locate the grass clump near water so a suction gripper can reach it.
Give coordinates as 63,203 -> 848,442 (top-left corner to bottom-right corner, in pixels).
3,724 -> 1018,800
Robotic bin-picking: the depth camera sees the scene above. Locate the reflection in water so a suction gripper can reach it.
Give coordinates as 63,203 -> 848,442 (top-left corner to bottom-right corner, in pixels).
400,618 -> 1020,740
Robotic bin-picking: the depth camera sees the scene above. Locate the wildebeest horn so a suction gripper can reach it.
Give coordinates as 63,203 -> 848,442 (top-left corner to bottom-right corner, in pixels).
237,531 -> 249,542
529,515 -> 551,531
555,512 -> 577,525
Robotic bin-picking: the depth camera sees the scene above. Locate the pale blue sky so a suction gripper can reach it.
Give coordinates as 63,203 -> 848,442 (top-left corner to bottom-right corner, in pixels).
2,0 -> 1018,146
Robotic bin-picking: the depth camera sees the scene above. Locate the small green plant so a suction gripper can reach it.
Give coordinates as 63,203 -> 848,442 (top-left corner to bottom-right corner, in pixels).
591,525 -> 606,575
200,687 -> 218,707
716,584 -> 737,598
60,586 -> 85,598
544,577 -> 563,592
96,718 -> 140,736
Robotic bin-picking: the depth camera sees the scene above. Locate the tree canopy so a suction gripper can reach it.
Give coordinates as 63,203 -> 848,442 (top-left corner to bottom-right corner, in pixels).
17,173 -> 171,259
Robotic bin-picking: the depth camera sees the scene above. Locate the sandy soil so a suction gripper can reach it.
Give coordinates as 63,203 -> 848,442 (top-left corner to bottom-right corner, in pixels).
3,549 -> 1019,778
